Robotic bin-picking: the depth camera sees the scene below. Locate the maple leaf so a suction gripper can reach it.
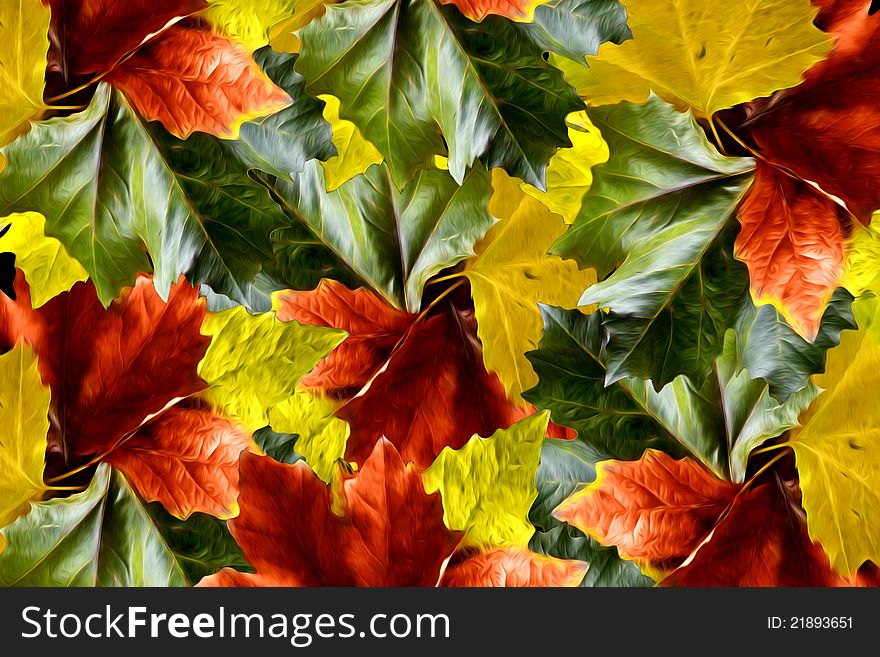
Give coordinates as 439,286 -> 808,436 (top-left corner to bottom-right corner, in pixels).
461,169 -> 596,402
734,0 -> 880,225
275,280 -> 537,469
205,0 -> 298,51
555,0 -> 832,118
44,0 -> 206,76
199,439 -> 462,586
0,49 -> 334,308
0,212 -> 87,308
267,388 -> 350,482
0,345 -> 49,544
554,451 -> 738,575
106,26 -> 292,140
660,479 -> 861,587
0,0 -> 49,152
518,110 -> 609,224
198,303 -> 345,430
423,412 -> 549,549
317,94 -> 383,191
0,272 -> 255,519
524,306 -> 821,480
440,547 -> 587,586
0,464 -> 243,586
294,0 -> 586,188
786,295 -> 880,575
553,96 -> 754,389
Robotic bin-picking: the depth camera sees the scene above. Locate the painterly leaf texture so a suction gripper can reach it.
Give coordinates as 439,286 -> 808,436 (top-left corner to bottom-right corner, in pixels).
0,0 -> 876,591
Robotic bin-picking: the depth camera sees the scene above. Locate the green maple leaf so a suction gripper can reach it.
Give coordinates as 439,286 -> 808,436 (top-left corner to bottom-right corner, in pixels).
0,465 -> 246,586
295,0 -> 586,188
553,96 -> 755,389
0,49 -> 337,309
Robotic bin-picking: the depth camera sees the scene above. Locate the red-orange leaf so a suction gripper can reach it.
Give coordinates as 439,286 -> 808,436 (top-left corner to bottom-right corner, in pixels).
199,439 -> 462,586
736,163 -> 847,340
441,548 -> 587,587
107,26 -> 291,139
275,281 -> 536,469
104,401 -> 255,519
45,0 -> 206,75
660,481 -> 848,587
437,0 -> 533,22
0,272 -> 209,458
553,451 -> 738,573
741,0 -> 880,224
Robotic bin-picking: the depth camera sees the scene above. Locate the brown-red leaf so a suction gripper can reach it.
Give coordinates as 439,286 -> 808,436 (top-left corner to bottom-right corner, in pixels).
199,439 -> 462,586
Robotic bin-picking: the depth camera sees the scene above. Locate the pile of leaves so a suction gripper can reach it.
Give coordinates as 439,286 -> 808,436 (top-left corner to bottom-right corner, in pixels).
0,0 -> 879,587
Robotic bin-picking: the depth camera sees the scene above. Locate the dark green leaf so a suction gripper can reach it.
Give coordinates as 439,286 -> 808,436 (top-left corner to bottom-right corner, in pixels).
553,96 -> 755,389
295,0 -> 583,188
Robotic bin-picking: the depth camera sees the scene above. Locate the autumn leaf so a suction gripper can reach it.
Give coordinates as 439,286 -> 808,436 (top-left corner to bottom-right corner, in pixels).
529,438 -> 654,587
267,388 -> 350,482
205,0 -> 297,51
554,451 -> 738,575
844,213 -> 880,296
106,27 -> 291,139
736,163 -> 848,341
553,96 -> 754,389
0,345 -> 49,541
295,0 -> 584,188
437,0 -> 543,22
423,412 -> 549,549
0,0 -> 49,150
0,465 -> 190,585
732,0 -> 880,224
0,272 -> 255,519
461,170 -> 595,402
519,110 -> 609,224
276,280 -> 533,469
557,0 -> 832,118
45,0 -> 206,76
440,547 -> 587,587
199,439 -> 462,586
0,212 -> 87,308
198,303 -> 345,430
317,94 -> 383,191
0,49 -> 334,308
786,295 -> 880,575
660,479 -> 855,587
103,402 -> 254,519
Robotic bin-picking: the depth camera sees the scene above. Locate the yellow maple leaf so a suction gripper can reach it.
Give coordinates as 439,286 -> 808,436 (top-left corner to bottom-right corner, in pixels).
422,411 -> 548,549
0,344 -> 50,551
268,388 -> 350,483
318,94 -> 384,191
0,0 -> 50,171
555,0 -> 832,118
206,0 -> 298,52
463,169 -> 596,402
842,213 -> 880,297
267,0 -> 334,53
198,305 -> 346,430
519,111 -> 608,224
786,295 -> 880,575
0,212 -> 89,308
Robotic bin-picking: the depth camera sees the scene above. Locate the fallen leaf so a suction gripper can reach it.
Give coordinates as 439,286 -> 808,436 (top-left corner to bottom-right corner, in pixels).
558,0 -> 832,117
0,345 -> 49,538
464,169 -> 595,402
198,439 -> 461,586
317,94 -> 383,191
107,26 -> 291,139
440,547 -> 587,587
0,212 -> 88,308
423,412 -> 549,549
